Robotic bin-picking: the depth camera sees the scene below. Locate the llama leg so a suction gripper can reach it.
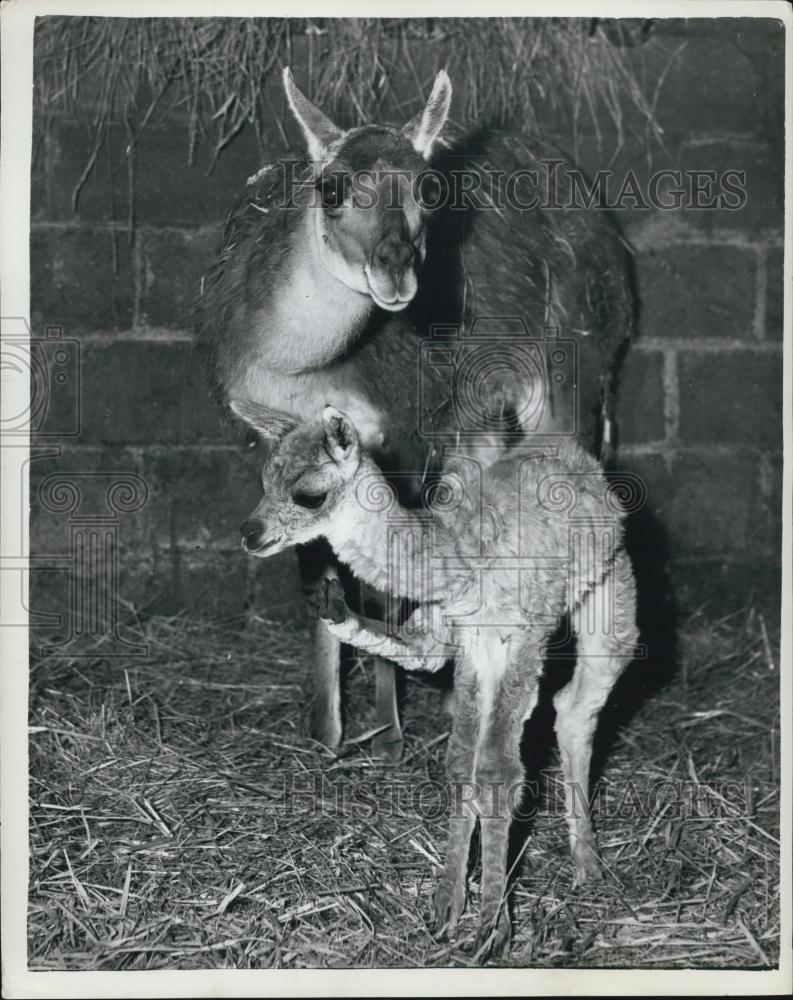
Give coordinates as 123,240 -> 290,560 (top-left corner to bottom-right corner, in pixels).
356,584 -> 404,763
371,602 -> 452,757
319,580 -> 452,672
324,614 -> 432,672
554,553 -> 638,884
475,820 -> 513,961
372,657 -> 402,762
473,641 -> 540,961
297,541 -> 343,749
311,616 -> 342,749
433,812 -> 476,938
432,661 -> 478,938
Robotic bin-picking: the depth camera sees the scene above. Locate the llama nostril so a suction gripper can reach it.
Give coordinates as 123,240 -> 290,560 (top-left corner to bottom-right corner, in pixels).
395,241 -> 414,271
240,518 -> 265,552
375,243 -> 393,269
242,531 -> 263,552
374,237 -> 414,275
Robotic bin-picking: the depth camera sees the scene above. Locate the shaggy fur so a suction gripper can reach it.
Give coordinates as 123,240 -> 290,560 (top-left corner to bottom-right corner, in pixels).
239,409 -> 639,960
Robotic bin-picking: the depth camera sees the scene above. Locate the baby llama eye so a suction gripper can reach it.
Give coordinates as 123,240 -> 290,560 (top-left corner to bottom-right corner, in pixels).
293,490 -> 328,510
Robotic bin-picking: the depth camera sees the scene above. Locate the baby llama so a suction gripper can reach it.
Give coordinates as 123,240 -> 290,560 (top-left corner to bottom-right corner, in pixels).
234,399 -> 639,960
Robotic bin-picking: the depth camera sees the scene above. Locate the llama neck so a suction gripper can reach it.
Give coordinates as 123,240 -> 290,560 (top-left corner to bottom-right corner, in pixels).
256,212 -> 373,374
327,471 -> 437,602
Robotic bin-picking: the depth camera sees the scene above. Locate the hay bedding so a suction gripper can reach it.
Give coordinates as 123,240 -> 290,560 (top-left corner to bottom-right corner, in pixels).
28,606 -> 780,970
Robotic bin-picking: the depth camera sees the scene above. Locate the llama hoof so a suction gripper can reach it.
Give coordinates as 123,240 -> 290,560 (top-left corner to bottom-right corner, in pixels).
573,845 -> 604,886
372,730 -> 404,763
473,906 -> 511,962
311,717 -> 343,750
318,578 -> 348,625
431,878 -> 466,938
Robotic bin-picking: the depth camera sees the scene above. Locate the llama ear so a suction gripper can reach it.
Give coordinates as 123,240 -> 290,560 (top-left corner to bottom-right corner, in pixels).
402,69 -> 452,160
322,405 -> 360,467
229,398 -> 295,441
283,67 -> 343,162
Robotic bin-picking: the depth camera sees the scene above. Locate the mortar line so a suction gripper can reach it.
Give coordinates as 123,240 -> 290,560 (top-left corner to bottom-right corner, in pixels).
661,348 -> 680,472
70,328 -> 195,343
30,220 -> 222,237
63,330 -> 785,350
633,338 -> 781,353
626,225 -> 784,251
131,230 -> 143,329
753,245 -> 768,341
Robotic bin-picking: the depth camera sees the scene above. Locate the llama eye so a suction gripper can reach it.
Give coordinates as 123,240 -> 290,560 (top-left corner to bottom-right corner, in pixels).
293,490 -> 328,510
416,171 -> 444,211
318,173 -> 348,213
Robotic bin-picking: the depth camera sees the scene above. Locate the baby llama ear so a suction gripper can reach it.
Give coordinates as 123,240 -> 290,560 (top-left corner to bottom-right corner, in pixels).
283,67 -> 344,163
229,398 -> 295,441
322,405 -> 360,467
402,69 -> 452,160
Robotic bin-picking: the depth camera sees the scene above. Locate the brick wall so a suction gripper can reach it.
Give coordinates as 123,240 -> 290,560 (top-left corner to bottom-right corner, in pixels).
599,19 -> 785,615
27,18 -> 785,632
